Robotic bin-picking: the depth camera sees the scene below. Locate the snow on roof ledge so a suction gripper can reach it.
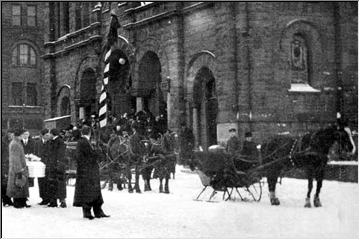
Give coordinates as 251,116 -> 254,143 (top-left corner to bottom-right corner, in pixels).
288,83 -> 321,93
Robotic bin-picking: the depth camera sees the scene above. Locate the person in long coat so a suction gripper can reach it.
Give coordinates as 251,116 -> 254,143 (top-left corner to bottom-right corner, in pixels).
47,128 -> 67,208
178,122 -> 195,165
34,128 -> 51,205
2,130 -> 14,206
73,125 -> 109,220
21,130 -> 36,187
7,128 -> 30,208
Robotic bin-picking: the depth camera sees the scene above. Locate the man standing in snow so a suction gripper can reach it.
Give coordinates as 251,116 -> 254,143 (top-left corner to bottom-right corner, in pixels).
178,122 -> 195,165
21,130 -> 36,187
2,130 -> 14,207
73,125 -> 109,220
47,128 -> 67,208
34,128 -> 51,205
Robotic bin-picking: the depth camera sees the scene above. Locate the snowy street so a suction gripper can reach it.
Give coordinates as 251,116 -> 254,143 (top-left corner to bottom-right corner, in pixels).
2,165 -> 358,238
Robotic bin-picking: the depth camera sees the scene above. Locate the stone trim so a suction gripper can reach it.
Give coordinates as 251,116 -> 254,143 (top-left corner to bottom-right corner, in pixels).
44,22 -> 101,47
42,35 -> 102,59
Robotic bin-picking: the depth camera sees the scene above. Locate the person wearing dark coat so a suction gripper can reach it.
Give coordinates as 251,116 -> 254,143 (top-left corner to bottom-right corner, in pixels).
2,130 -> 14,206
73,125 -> 109,220
226,128 -> 241,155
21,130 -> 36,187
7,128 -> 30,208
129,122 -> 149,193
47,128 -> 67,208
33,128 -> 51,205
235,132 -> 259,172
178,122 -> 195,165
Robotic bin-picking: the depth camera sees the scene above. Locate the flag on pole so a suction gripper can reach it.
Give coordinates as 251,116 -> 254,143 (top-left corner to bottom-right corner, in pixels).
98,12 -> 121,128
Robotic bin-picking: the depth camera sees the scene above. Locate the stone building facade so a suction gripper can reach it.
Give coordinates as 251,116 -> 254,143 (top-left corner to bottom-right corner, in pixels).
42,2 -> 357,148
1,2 -> 45,134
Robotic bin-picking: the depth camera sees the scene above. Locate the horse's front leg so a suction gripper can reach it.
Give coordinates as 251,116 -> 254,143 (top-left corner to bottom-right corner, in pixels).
127,165 -> 133,193
267,171 -> 280,205
305,177 -> 313,208
134,164 -> 141,193
164,177 -> 169,194
159,178 -> 164,193
314,169 -> 324,207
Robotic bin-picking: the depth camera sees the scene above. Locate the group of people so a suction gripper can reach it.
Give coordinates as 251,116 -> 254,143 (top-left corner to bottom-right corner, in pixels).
1,125 -> 109,220
1,128 -> 67,209
226,128 -> 259,171
1,108 -> 256,219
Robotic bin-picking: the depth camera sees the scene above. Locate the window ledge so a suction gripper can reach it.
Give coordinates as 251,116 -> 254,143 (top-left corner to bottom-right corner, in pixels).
288,83 -> 321,93
8,105 -> 42,108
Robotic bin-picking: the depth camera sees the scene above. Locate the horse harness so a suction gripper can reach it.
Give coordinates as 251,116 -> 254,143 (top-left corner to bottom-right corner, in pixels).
288,131 -> 327,167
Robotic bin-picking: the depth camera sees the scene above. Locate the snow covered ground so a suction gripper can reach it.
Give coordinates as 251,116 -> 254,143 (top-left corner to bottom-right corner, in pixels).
2,165 -> 358,239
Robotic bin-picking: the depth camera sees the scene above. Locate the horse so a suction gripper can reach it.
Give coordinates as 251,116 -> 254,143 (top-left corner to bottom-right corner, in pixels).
259,122 -> 356,207
107,134 -> 142,193
152,132 -> 177,193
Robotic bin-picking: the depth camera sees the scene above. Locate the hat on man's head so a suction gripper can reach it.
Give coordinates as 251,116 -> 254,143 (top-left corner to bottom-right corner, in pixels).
14,128 -> 25,137
40,128 -> 50,136
229,128 -> 236,133
50,128 -> 60,136
245,132 -> 252,138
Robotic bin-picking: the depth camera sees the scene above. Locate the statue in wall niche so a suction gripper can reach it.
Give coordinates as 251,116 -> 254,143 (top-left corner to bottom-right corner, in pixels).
290,37 -> 307,71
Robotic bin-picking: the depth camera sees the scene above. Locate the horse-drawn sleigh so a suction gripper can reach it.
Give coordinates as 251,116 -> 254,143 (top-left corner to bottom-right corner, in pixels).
191,121 -> 356,207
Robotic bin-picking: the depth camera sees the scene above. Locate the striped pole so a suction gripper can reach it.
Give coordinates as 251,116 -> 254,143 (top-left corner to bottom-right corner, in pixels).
98,47 -> 112,128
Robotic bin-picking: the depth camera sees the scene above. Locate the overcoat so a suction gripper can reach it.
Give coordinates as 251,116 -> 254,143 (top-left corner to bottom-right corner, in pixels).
22,138 -> 36,155
226,136 -> 241,155
1,136 -> 10,181
179,127 -> 195,161
48,137 -> 67,199
34,138 -> 51,199
6,139 -> 29,198
73,137 -> 103,207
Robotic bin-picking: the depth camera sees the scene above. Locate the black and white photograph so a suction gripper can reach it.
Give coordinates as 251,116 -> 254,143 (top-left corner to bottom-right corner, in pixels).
1,1 -> 358,238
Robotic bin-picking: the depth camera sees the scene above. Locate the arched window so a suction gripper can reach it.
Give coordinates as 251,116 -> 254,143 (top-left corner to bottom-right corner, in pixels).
12,44 -> 36,66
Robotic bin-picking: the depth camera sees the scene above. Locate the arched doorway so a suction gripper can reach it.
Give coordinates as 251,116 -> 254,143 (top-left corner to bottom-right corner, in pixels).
138,51 -> 167,124
193,67 -> 218,149
60,96 -> 70,116
79,68 -> 97,119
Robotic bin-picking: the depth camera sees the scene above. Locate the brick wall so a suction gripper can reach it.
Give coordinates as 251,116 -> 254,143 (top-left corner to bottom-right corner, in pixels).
1,2 -> 45,133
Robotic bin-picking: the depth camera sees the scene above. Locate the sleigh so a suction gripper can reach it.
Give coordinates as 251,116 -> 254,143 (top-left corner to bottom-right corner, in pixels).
193,146 -> 263,202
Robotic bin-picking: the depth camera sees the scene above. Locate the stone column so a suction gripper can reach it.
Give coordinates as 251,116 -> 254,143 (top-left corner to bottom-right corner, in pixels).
136,97 -> 143,112
79,107 -> 85,119
192,107 -> 199,148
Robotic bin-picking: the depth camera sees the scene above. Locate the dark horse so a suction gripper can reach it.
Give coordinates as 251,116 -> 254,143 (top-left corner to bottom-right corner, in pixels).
259,122 -> 356,207
107,134 -> 142,193
142,132 -> 177,193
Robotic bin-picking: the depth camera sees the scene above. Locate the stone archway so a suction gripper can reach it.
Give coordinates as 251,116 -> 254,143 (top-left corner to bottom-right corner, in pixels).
137,51 -> 167,123
193,67 -> 218,149
57,85 -> 71,116
186,50 -> 217,149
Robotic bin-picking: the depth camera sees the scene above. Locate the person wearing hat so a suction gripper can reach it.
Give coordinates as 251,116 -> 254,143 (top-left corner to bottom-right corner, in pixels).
47,128 -> 67,208
7,128 -> 31,208
73,125 -> 110,219
2,130 -> 14,207
34,128 -> 51,205
128,121 -> 149,193
226,128 -> 241,156
236,131 -> 259,171
178,122 -> 195,165
21,130 -> 36,187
